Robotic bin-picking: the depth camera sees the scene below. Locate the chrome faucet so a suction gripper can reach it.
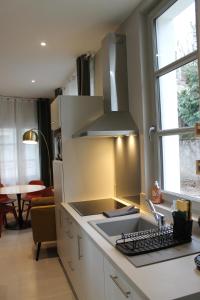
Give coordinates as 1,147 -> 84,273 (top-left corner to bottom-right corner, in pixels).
145,199 -> 165,228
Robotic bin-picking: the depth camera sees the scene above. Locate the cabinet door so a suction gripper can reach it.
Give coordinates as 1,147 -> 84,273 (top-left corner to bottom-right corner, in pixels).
55,205 -> 66,261
70,222 -> 86,300
65,216 -> 77,281
104,258 -> 134,300
64,219 -> 105,300
81,231 -> 105,300
60,216 -> 85,300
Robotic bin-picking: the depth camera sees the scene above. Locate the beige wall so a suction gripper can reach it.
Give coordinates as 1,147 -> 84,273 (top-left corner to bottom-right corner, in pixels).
60,96 -> 115,202
62,138 -> 115,202
114,136 -> 141,197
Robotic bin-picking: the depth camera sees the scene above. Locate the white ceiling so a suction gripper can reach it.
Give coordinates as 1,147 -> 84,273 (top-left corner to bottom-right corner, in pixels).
0,0 -> 141,99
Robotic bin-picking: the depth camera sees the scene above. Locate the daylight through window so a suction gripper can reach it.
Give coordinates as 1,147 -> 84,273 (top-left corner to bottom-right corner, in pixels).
153,0 -> 200,198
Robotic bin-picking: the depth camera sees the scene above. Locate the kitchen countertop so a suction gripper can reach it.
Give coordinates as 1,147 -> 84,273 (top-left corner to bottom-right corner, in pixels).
61,198 -> 200,300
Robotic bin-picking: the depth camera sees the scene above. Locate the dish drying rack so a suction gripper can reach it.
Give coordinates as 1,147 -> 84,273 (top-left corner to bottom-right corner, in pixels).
116,225 -> 191,256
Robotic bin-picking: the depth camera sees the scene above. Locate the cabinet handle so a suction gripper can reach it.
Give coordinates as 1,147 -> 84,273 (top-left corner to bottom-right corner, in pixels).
77,235 -> 83,260
110,275 -> 131,298
67,220 -> 73,238
68,261 -> 74,271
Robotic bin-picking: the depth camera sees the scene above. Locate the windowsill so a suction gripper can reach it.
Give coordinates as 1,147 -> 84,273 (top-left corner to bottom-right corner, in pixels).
161,190 -> 200,217
162,190 -> 200,204
154,197 -> 200,237
156,202 -> 199,221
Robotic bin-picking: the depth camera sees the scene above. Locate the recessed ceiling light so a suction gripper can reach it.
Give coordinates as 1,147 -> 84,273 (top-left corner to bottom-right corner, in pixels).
40,42 -> 46,47
31,80 -> 36,83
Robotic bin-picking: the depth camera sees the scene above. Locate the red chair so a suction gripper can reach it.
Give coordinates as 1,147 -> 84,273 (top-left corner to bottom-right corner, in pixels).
0,183 -> 17,237
0,183 -> 16,207
22,180 -> 45,222
40,187 -> 54,197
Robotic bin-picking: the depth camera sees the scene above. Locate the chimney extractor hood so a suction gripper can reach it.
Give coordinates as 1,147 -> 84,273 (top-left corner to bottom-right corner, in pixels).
72,33 -> 138,138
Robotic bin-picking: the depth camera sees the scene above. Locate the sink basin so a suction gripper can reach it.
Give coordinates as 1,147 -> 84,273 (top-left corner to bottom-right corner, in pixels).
89,215 -> 200,267
92,216 -> 156,237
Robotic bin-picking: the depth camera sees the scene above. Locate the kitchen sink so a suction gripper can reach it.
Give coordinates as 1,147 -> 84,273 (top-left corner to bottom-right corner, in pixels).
95,216 -> 156,236
89,215 -> 200,267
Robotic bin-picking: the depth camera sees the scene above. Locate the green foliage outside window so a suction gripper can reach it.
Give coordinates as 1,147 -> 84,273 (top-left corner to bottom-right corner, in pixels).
178,61 -> 200,127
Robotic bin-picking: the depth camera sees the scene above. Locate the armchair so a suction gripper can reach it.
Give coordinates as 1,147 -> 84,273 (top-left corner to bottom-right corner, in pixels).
30,196 -> 56,260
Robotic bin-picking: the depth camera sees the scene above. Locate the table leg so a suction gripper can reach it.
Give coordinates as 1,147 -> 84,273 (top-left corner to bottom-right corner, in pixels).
17,193 -> 23,228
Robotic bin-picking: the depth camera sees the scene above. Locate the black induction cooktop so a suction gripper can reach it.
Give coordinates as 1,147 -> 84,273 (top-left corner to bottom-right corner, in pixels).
69,198 -> 126,216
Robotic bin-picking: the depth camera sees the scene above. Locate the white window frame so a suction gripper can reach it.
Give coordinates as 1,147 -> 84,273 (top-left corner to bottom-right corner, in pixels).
148,0 -> 200,204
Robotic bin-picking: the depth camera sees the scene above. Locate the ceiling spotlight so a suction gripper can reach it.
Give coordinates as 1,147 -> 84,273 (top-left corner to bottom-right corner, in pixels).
31,80 -> 36,83
40,42 -> 46,47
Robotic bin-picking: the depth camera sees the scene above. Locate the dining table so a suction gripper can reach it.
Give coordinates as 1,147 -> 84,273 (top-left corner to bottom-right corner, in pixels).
0,184 -> 45,229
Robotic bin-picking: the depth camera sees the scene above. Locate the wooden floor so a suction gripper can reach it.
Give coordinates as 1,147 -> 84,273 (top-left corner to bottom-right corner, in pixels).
0,227 -> 75,300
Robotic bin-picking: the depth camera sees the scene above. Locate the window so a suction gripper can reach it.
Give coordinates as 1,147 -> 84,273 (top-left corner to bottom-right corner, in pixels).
151,0 -> 200,199
0,98 -> 40,185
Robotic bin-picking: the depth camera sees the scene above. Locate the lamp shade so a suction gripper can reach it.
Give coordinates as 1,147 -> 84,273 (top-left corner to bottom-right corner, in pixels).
23,130 -> 38,144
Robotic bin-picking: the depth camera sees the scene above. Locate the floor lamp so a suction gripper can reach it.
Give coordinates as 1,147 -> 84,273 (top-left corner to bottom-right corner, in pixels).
22,128 -> 52,187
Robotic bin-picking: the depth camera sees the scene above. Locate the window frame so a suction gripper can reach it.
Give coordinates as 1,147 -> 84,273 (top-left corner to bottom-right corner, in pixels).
148,0 -> 200,203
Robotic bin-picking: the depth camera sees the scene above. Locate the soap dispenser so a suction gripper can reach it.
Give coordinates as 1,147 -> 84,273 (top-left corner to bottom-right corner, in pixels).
151,181 -> 162,204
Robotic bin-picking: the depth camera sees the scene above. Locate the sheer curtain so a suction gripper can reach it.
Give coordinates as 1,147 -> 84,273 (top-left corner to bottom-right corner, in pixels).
0,97 -> 40,185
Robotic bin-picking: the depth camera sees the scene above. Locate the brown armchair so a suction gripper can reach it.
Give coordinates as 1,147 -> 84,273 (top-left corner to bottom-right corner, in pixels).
30,196 -> 56,260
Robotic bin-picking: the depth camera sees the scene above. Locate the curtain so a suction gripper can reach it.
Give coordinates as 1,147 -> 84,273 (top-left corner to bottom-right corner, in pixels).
76,54 -> 91,95
37,99 -> 53,187
0,97 -> 40,185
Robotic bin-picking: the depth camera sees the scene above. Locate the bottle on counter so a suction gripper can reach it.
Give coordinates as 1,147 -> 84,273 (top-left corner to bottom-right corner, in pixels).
151,181 -> 162,204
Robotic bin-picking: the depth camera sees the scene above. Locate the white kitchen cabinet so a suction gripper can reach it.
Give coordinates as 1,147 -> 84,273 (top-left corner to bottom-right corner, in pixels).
104,258 -> 143,300
55,205 -> 63,258
70,222 -> 86,300
61,209 -> 71,272
53,161 -> 64,258
59,208 -> 105,300
59,209 -> 85,300
51,97 -> 61,130
58,208 -> 146,300
81,231 -> 105,300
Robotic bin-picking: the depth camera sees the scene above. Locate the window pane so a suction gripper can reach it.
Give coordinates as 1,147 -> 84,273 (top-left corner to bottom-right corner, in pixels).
162,133 -> 200,198
159,60 -> 200,130
156,0 -> 197,69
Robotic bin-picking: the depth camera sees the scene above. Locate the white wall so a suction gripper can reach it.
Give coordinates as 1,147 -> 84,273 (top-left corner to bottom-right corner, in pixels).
63,69 -> 78,96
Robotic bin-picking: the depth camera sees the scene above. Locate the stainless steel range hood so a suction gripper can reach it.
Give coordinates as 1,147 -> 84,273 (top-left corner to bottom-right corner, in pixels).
72,33 -> 138,138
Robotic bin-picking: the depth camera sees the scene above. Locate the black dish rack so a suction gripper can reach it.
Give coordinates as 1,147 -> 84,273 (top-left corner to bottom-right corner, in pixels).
116,225 -> 191,256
